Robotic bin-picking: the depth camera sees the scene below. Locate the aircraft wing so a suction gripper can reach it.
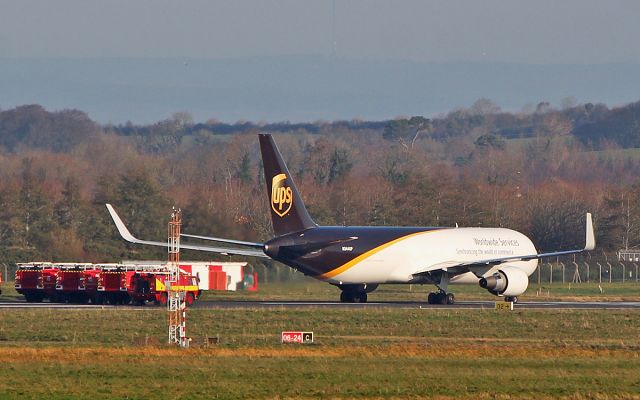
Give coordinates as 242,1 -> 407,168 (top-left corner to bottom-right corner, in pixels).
413,213 -> 595,276
180,233 -> 264,248
106,204 -> 268,258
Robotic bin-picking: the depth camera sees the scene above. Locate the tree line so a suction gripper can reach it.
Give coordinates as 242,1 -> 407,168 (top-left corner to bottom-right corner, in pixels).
1,99 -> 640,276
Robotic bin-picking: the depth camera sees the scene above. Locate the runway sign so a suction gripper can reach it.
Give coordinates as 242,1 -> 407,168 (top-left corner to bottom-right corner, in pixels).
281,331 -> 314,344
495,301 -> 514,311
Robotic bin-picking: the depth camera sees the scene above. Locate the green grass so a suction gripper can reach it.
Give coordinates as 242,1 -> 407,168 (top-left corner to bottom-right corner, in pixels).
1,307 -> 639,346
1,279 -> 639,398
2,349 -> 638,399
0,307 -> 639,399
0,281 -> 21,301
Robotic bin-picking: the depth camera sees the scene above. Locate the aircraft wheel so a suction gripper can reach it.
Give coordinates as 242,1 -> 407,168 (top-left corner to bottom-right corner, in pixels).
357,292 -> 368,303
186,293 -> 195,307
439,292 -> 448,305
505,296 -> 518,303
340,290 -> 354,303
446,293 -> 455,305
427,292 -> 436,304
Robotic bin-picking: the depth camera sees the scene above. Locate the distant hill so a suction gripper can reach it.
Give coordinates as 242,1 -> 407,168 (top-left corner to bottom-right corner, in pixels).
6,99 -> 640,155
1,57 -> 640,124
573,101 -> 640,148
0,105 -> 98,152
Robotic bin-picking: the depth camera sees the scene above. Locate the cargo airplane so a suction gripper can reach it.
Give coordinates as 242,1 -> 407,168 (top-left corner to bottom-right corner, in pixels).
107,133 -> 595,304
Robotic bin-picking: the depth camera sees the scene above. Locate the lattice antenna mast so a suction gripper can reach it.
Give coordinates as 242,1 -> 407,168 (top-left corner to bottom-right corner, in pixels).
167,207 -> 188,347
168,207 -> 181,282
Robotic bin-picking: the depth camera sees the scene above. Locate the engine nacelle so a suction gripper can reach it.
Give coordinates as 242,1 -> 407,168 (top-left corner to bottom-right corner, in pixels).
479,266 -> 529,297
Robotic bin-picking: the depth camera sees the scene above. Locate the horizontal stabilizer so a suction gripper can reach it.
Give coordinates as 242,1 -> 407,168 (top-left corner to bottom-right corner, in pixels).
106,204 -> 267,258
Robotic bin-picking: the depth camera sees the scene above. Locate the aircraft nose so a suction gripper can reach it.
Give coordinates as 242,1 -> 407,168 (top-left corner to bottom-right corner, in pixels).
263,243 -> 279,258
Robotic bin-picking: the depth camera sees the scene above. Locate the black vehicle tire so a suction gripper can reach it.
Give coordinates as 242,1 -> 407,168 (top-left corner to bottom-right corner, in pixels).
340,290 -> 354,303
446,293 -> 455,305
120,294 -> 131,305
357,292 -> 368,303
505,296 -> 518,304
427,292 -> 436,304
186,293 -> 195,307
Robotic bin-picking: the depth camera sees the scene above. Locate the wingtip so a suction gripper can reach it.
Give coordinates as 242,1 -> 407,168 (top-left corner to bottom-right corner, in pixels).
105,203 -> 139,243
585,212 -> 596,251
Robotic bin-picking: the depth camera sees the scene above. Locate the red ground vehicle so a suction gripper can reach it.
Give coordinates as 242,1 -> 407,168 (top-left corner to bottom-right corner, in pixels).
82,269 -> 101,302
129,272 -> 200,306
15,262 -> 248,305
56,269 -> 87,303
96,269 -> 135,305
15,267 -> 45,302
41,267 -> 59,301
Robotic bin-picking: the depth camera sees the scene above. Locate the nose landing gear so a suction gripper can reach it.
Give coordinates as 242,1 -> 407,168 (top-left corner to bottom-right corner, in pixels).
504,296 -> 518,303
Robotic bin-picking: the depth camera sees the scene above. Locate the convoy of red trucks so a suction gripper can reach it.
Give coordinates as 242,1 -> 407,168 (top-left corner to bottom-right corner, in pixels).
13,261 -> 257,305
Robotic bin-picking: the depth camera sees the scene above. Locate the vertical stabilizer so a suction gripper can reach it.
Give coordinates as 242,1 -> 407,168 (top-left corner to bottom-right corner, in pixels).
259,134 -> 317,236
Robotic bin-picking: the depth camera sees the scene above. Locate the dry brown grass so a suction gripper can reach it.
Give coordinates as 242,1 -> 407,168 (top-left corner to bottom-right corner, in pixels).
1,342 -> 636,364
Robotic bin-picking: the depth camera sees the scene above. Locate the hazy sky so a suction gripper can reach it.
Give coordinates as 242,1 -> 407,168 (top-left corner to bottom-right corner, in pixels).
2,0 -> 640,64
2,1 -> 640,123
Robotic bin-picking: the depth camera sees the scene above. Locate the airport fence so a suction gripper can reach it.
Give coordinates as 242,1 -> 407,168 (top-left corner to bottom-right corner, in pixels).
533,259 -> 639,285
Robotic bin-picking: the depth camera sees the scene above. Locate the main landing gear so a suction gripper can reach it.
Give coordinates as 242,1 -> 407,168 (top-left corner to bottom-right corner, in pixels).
427,271 -> 455,305
427,290 -> 455,305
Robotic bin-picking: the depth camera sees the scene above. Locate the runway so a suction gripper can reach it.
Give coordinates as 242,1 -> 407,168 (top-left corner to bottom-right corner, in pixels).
194,300 -> 640,310
2,300 -> 639,310
0,301 -> 120,309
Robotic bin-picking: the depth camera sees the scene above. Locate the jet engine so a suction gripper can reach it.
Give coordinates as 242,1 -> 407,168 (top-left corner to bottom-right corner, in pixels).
478,266 -> 529,297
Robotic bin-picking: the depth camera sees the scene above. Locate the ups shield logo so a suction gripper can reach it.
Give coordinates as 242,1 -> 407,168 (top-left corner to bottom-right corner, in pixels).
271,173 -> 293,217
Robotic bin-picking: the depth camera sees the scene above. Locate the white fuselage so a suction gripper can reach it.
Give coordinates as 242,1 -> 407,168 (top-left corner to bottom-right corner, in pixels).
323,227 -> 538,285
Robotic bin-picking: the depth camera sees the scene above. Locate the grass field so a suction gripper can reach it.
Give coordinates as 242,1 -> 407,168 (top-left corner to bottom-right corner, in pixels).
1,296 -> 640,399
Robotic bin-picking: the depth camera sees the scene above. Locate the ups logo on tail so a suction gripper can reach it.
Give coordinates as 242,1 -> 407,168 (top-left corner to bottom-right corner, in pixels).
271,173 -> 293,217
